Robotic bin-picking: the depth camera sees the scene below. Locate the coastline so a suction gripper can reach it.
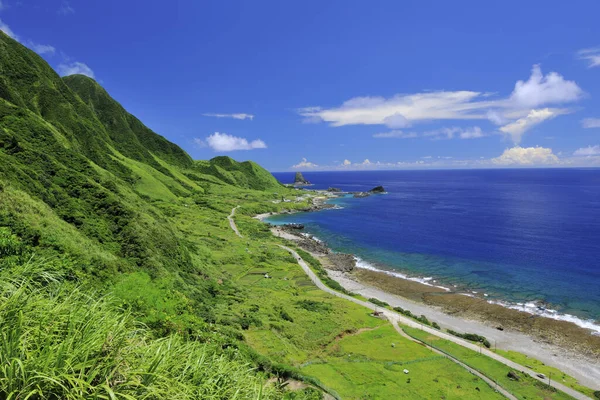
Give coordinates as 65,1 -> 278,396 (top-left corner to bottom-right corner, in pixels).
258,193 -> 600,388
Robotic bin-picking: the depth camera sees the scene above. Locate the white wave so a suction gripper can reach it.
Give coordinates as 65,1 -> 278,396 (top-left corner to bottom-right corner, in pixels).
297,229 -> 600,335
353,256 -> 450,292
300,233 -> 324,244
488,300 -> 600,334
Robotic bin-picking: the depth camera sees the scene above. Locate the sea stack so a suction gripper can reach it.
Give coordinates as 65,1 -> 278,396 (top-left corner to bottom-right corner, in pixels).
369,185 -> 386,193
294,172 -> 310,185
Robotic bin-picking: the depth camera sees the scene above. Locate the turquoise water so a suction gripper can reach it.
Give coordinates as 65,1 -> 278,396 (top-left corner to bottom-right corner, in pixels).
270,169 -> 600,332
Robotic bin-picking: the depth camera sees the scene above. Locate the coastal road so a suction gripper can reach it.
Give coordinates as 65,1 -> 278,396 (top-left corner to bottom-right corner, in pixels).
278,245 -> 517,400
228,206 -> 242,238
229,210 -> 591,400
279,244 -> 592,400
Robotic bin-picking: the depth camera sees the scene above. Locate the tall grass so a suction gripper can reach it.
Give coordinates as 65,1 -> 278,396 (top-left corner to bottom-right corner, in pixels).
0,259 -> 281,399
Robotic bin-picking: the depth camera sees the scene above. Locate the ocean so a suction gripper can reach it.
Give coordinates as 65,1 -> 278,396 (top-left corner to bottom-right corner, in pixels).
269,169 -> 600,333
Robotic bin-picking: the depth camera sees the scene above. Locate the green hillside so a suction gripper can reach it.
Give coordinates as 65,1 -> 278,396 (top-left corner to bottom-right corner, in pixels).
0,31 -> 311,398
63,74 -> 193,170
196,156 -> 282,190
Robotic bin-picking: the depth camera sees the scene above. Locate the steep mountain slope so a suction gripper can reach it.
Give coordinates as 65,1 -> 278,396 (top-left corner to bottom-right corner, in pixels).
63,74 -> 193,170
0,31 -> 281,276
0,30 -> 322,397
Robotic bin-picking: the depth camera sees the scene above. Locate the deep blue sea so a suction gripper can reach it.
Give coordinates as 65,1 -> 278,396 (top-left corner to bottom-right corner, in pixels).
269,169 -> 600,332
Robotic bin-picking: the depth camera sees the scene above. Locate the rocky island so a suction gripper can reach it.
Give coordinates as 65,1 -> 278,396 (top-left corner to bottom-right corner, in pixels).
353,185 -> 386,198
294,172 -> 311,186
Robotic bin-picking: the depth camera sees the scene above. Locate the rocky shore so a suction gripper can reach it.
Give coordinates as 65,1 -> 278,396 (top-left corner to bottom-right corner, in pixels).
268,224 -> 600,388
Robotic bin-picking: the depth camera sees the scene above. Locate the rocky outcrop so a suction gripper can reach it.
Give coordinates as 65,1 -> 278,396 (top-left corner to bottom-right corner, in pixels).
352,186 -> 385,198
326,253 -> 356,272
284,223 -> 304,230
297,237 -> 330,255
327,187 -> 342,192
294,172 -> 310,185
369,186 -> 386,193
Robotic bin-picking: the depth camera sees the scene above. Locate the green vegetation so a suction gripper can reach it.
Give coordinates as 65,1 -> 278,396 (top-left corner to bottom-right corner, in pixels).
495,349 -> 597,398
368,297 -> 389,308
0,257 -> 278,399
0,31 -> 594,399
403,326 -> 575,399
393,305 -> 438,327
447,329 -> 491,349
301,325 -> 504,399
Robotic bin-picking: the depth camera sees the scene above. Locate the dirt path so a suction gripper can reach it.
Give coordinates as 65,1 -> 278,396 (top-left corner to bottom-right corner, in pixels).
228,206 -> 242,238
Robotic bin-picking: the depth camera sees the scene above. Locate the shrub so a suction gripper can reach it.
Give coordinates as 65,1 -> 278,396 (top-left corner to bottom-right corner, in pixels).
447,329 -> 491,348
279,308 -> 294,323
295,300 -> 332,313
416,314 -> 431,326
368,298 -> 389,308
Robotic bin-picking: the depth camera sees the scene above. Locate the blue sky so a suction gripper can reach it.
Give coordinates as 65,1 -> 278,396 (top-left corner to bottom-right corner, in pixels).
2,0 -> 600,171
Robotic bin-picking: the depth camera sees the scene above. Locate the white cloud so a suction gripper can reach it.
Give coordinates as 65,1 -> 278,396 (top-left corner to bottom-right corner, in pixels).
582,118 -> 600,129
58,2 -> 75,15
499,108 -> 558,144
299,90 -> 490,127
204,132 -> 266,152
578,48 -> 600,68
423,126 -> 485,140
362,159 -> 372,165
342,159 -> 351,166
202,113 -> 254,121
299,65 -> 582,143
0,18 -> 17,39
492,146 -> 559,165
486,110 -> 507,125
292,158 -> 318,169
299,65 -> 581,127
57,62 -> 95,78
383,113 -> 409,128
459,126 -> 485,139
373,130 -> 418,139
192,138 -> 207,148
573,145 -> 600,156
26,41 -> 55,55
1,19 -> 56,57
509,65 -> 583,108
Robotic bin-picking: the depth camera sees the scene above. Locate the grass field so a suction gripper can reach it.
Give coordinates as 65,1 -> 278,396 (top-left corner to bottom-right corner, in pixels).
301,325 -> 504,399
494,350 -> 597,398
403,326 -> 576,400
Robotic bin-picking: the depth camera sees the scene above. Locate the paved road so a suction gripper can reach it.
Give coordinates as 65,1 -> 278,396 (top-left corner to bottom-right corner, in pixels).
229,210 -> 590,400
278,245 -> 516,400
228,206 -> 242,238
